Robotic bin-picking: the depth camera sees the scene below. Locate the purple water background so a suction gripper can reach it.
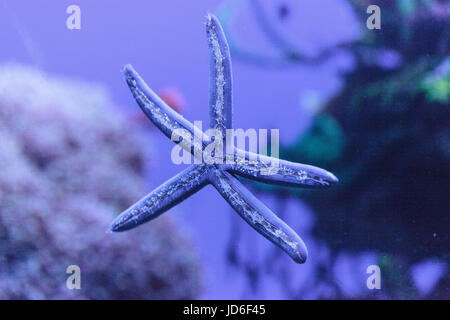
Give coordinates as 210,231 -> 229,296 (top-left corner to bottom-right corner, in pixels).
0,0 -> 374,298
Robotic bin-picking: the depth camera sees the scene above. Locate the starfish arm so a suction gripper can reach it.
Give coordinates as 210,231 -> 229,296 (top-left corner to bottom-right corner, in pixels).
210,169 -> 308,263
110,164 -> 210,232
123,64 -> 204,155
206,14 -> 233,134
229,149 -> 338,188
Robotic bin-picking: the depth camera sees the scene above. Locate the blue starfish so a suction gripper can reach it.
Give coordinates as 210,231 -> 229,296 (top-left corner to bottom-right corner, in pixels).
110,14 -> 338,264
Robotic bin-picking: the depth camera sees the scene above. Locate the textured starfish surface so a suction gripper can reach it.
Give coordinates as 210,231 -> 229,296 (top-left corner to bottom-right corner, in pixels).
110,14 -> 338,263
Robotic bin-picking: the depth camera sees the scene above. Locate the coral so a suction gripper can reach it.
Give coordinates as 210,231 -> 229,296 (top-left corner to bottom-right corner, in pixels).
294,4 -> 450,260
219,0 -> 449,298
276,0 -> 449,298
0,64 -> 201,299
